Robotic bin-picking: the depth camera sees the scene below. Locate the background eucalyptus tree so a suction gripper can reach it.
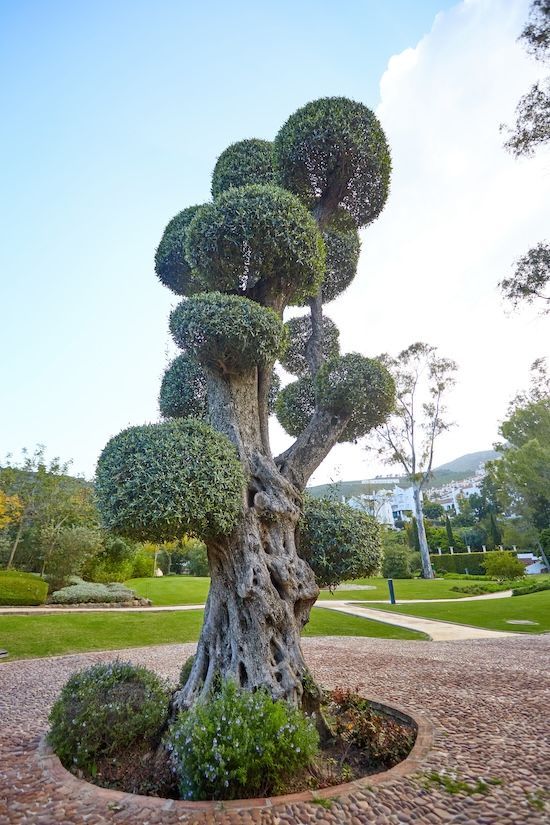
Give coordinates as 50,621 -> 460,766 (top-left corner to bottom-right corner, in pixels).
367,343 -> 457,579
96,98 -> 395,710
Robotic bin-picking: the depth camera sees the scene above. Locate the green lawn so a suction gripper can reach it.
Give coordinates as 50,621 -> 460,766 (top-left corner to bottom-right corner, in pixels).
363,590 -> 550,634
126,576 -> 210,605
0,606 -> 426,661
126,575 -> 487,606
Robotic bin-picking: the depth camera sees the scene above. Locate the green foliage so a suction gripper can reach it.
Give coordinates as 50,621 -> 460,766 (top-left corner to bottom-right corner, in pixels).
170,292 -> 285,373
185,184 -> 325,306
167,679 -> 319,800
173,536 -> 209,576
316,353 -> 395,442
329,688 -> 415,768
382,545 -> 412,579
96,419 -> 245,542
431,551 -> 492,575
0,569 -> 48,605
82,535 -> 137,583
482,551 -> 526,581
276,354 -> 395,441
154,205 -> 205,296
275,376 -> 315,437
0,446 -> 99,572
211,139 -> 277,198
422,500 -> 445,520
159,353 -> 207,420
299,497 -> 381,590
41,525 -> 103,591
512,579 -> 550,596
500,242 -> 550,312
48,662 -> 170,773
279,315 -> 340,377
274,97 -> 391,228
320,228 -> 361,303
50,581 -> 140,604
179,654 -> 195,687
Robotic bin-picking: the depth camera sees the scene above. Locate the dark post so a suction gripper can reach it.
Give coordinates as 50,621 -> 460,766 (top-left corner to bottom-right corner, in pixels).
387,578 -> 396,605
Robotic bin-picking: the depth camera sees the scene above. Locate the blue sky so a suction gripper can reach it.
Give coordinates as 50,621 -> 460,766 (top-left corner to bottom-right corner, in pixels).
1,0 -> 547,483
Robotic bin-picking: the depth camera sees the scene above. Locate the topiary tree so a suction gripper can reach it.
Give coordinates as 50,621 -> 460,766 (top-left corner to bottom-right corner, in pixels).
299,497 -> 381,592
96,97 -> 395,712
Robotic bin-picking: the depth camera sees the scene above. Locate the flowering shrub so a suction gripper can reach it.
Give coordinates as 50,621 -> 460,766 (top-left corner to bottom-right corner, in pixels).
48,662 -> 170,773
329,687 -> 415,768
166,679 -> 319,800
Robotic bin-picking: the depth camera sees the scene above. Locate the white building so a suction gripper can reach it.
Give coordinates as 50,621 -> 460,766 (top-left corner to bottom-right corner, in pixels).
348,485 -> 420,527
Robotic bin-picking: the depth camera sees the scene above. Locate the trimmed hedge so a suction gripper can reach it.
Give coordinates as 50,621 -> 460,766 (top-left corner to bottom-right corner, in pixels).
431,551 -> 494,575
0,570 -> 48,606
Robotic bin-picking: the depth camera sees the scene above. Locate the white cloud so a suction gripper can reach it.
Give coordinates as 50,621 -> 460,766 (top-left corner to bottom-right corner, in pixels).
272,0 -> 550,486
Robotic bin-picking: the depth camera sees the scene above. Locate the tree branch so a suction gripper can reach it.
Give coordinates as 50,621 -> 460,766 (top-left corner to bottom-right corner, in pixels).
275,409 -> 350,490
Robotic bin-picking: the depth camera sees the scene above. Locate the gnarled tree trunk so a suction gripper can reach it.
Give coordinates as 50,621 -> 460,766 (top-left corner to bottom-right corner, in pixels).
172,365 -> 347,712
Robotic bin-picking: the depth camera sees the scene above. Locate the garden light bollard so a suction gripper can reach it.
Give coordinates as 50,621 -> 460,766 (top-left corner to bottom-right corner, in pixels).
387,578 -> 396,605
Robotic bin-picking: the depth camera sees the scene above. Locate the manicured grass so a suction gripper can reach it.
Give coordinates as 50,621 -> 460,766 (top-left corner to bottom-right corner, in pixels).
304,608 -> 427,640
0,607 -> 425,661
318,576 -> 488,601
125,576 -> 210,605
365,590 -> 550,634
126,575 -> 489,607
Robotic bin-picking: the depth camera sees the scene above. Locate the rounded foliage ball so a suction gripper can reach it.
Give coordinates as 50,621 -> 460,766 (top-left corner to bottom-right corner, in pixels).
316,353 -> 395,442
155,205 -> 206,296
299,497 -> 381,590
275,376 -> 315,437
321,228 -> 361,303
170,292 -> 285,373
279,315 -> 340,377
48,661 -> 170,773
211,139 -> 277,198
274,97 -> 391,228
95,419 -> 245,542
159,354 -> 207,420
185,184 -> 325,307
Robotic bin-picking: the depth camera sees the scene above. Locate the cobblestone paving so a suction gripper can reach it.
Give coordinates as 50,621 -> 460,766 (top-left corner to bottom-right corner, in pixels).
1,636 -> 549,824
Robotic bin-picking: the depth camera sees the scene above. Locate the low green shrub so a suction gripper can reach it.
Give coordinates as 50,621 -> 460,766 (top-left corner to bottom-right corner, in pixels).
482,551 -> 525,581
167,679 -> 319,800
443,573 -> 492,581
179,654 -> 195,687
48,661 -> 170,773
512,580 -> 550,596
50,582 -> 139,604
382,546 -> 413,579
449,583 -> 504,596
0,570 -> 48,605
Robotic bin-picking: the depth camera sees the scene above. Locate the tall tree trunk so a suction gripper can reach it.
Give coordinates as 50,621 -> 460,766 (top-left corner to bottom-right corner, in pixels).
172,367 -> 322,711
412,485 -> 434,579
7,518 -> 24,569
172,452 -> 318,711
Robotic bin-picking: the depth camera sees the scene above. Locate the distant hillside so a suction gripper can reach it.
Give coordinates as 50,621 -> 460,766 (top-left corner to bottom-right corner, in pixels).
433,450 -> 500,475
307,450 -> 500,499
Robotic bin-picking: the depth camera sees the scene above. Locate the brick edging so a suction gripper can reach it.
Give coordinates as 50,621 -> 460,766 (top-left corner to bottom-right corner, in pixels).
35,696 -> 433,813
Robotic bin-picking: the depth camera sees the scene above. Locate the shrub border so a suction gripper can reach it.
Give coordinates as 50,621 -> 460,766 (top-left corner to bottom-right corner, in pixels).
36,696 -> 433,812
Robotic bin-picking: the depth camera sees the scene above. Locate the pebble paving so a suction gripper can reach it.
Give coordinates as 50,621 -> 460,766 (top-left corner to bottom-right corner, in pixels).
1,636 -> 549,824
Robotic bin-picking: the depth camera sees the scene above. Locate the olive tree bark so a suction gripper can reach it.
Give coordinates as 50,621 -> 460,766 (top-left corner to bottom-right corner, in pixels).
172,365 -> 346,712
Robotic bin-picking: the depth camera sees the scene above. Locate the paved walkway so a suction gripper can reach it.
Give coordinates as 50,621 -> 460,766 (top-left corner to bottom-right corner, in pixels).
1,636 -> 549,823
318,602 -> 515,641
